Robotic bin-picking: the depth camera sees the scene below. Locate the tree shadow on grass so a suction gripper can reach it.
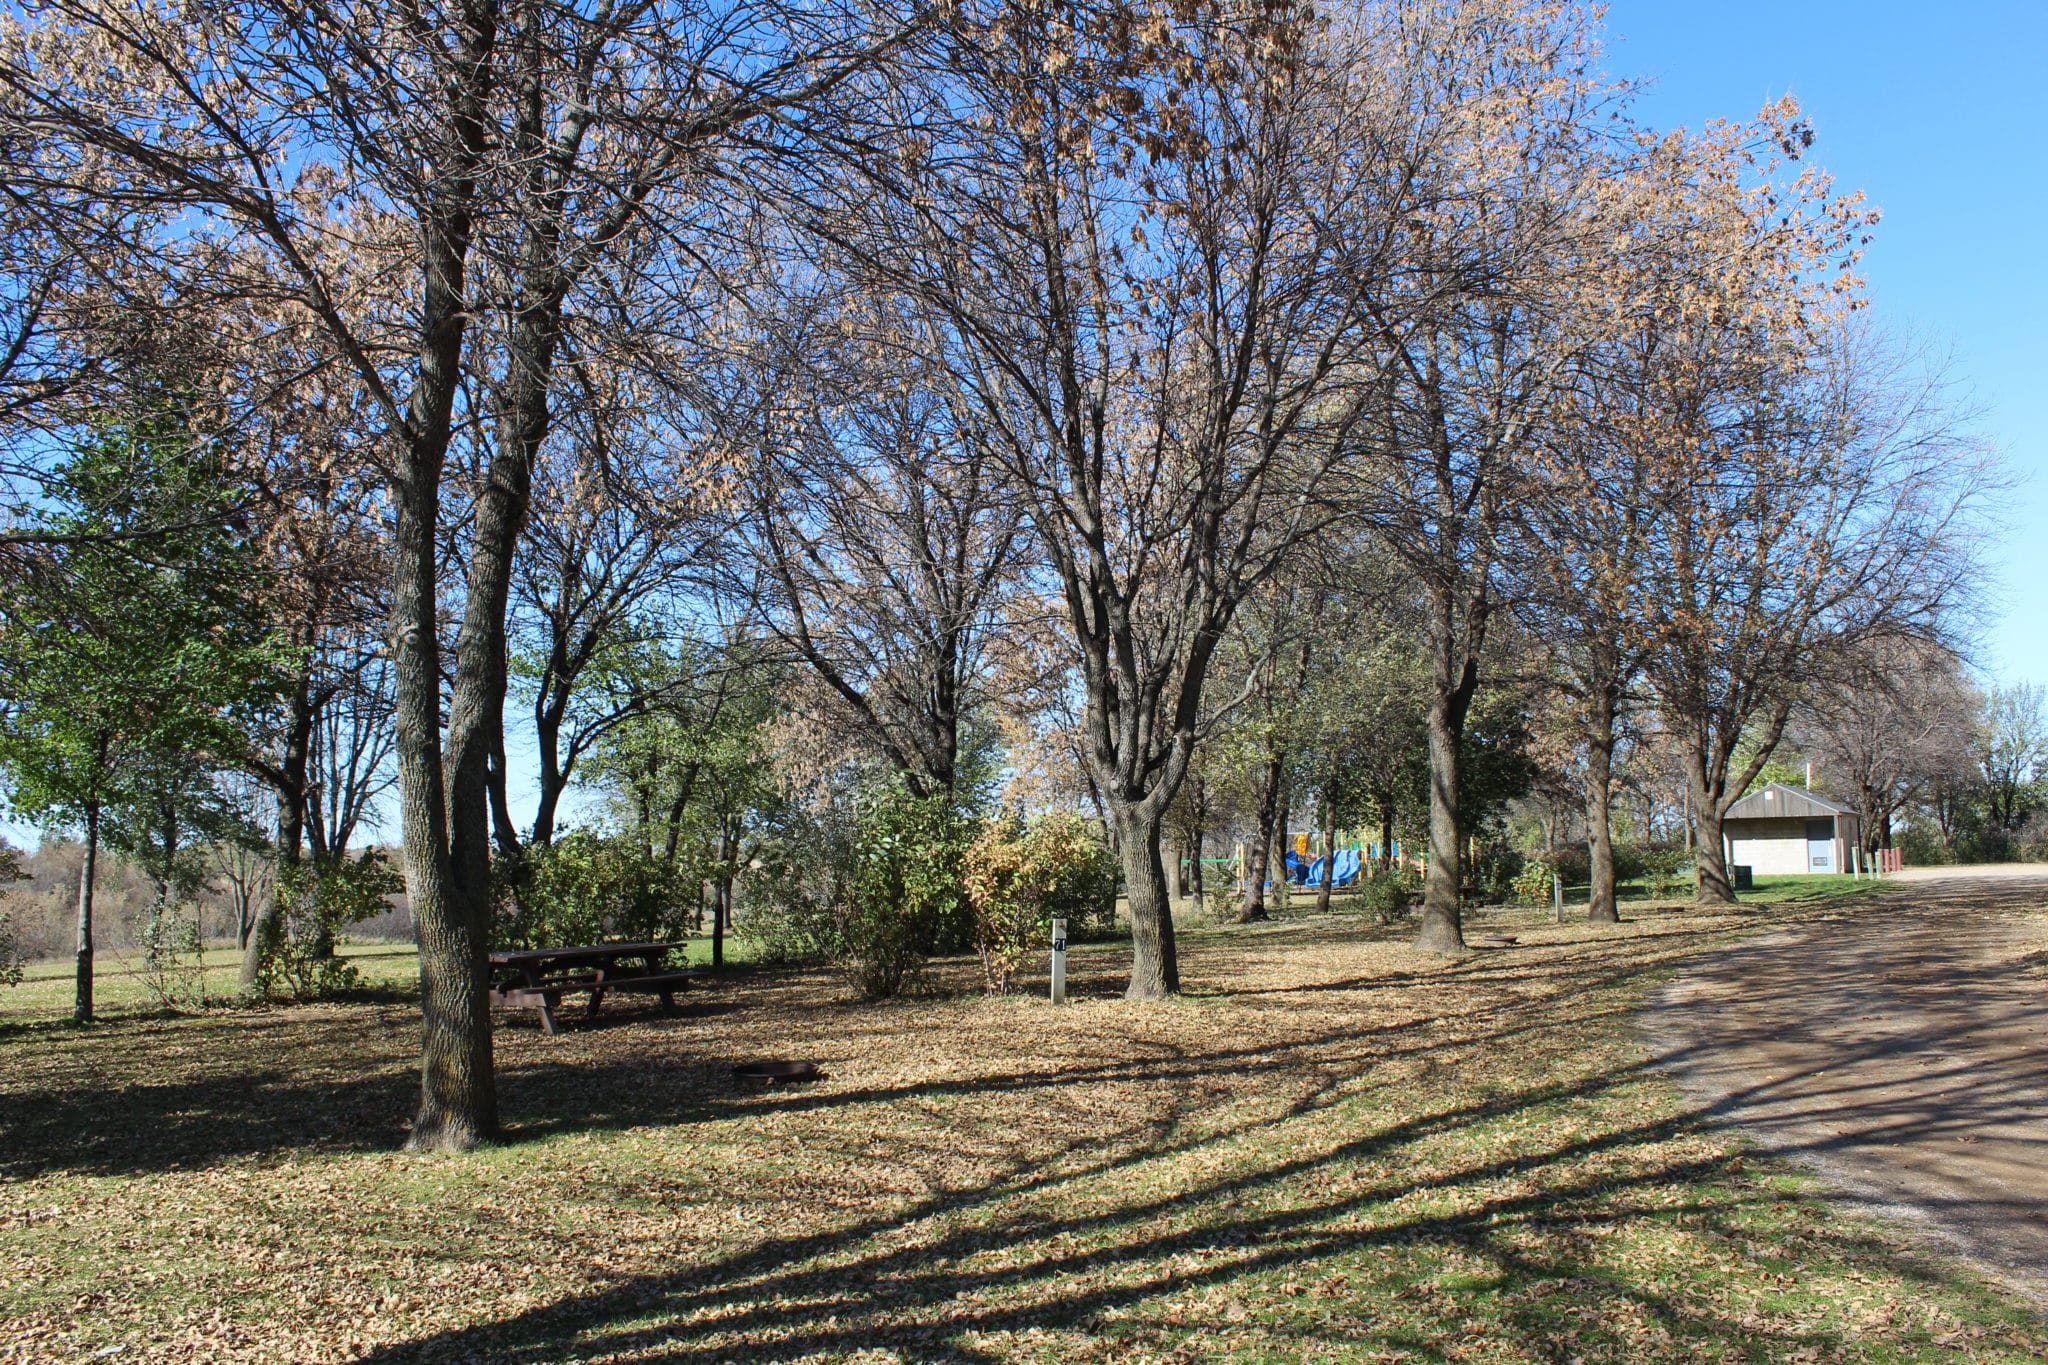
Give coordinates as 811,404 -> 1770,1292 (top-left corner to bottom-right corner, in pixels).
0,1007 -> 422,1175
0,969 -> 1644,1180
7,887 -> 2041,1363
339,888 -> 2042,1362
0,897 -> 1992,1183
341,1057 -> 2033,1365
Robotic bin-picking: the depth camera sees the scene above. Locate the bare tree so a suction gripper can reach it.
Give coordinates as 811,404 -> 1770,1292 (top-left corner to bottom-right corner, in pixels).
1343,1 -> 1616,953
1794,640 -> 1978,853
813,1 -> 1449,996
1642,324 -> 1994,902
507,346 -> 721,850
724,291 -> 1025,798
1509,123 -> 1736,925
3,0 -> 925,1147
200,770 -> 277,953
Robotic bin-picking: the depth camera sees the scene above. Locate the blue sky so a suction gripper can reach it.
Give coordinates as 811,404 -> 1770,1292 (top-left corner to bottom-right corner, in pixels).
7,4 -> 2042,852
1598,0 -> 2048,684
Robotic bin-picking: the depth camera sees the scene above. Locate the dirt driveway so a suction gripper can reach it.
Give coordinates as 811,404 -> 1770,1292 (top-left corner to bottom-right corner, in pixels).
1647,869 -> 2048,1300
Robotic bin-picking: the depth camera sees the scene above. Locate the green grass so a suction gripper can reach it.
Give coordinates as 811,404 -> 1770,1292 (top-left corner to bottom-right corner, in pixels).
0,938 -> 420,1022
1534,871 -> 1885,910
1739,872 -> 1893,905
0,934 -> 747,1027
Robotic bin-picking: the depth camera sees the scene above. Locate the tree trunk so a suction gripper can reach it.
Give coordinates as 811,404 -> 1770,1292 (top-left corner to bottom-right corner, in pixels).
1316,787 -> 1337,915
661,761 -> 700,864
529,764 -> 562,849
1414,665 -> 1477,954
1238,752 -> 1284,923
710,879 -> 726,968
154,802 -> 181,965
397,184 -> 498,1152
527,668 -> 580,849
74,800 -> 99,1023
487,730 -> 522,857
238,882 -> 279,995
1114,805 -> 1178,999
1270,770 -> 1293,912
1584,682 -> 1620,925
1378,800 -> 1394,878
242,674 -> 314,994
713,817 -> 738,969
1690,789 -> 1736,904
411,269 -> 561,1155
396,420 -> 497,1151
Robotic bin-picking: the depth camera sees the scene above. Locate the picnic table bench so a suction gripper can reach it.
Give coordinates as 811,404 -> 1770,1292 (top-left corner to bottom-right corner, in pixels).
487,941 -> 705,1035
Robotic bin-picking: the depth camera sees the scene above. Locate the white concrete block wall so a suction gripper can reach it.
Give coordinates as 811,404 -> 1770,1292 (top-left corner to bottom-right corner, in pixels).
1728,835 -> 1811,876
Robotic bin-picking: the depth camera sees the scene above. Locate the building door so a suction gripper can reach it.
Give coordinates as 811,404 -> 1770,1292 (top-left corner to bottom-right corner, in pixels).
1806,819 -> 1835,873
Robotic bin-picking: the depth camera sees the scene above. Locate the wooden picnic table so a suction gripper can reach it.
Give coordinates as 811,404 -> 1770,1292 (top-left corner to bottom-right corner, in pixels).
487,940 -> 705,1035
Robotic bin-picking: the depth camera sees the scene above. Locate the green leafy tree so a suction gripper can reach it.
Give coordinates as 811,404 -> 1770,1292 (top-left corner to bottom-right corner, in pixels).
262,850 -> 404,1001
579,637 -> 786,965
0,842 -> 25,987
494,832 -> 693,951
0,402 -> 291,1019
1977,684 -> 2048,846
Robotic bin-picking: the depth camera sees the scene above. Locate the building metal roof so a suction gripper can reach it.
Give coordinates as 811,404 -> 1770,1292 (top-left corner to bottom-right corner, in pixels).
1725,782 -> 1858,822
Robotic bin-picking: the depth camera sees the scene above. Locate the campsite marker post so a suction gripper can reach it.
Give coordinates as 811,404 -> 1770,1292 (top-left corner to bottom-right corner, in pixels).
1050,918 -> 1068,1005
1553,872 -> 1564,923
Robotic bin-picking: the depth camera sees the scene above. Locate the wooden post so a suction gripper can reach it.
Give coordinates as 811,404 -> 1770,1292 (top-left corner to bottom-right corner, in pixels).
1553,870 -> 1564,924
1050,918 -> 1068,1005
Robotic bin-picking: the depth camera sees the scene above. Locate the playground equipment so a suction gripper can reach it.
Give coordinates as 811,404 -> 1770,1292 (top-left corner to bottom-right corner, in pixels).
1282,846 -> 1364,886
1182,831 -> 1419,896
1280,833 -> 1404,888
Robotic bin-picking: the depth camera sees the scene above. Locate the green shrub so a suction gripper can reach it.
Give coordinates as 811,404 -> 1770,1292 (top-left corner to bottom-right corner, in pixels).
2015,814 -> 2048,864
136,903 -> 205,1008
741,780 -> 973,998
734,818 -> 841,966
1897,825 -> 1950,867
1359,870 -> 1416,925
1609,842 -> 1647,886
260,850 -> 402,1001
832,783 -> 972,997
962,811 -> 1117,993
1510,859 -> 1555,906
495,830 -> 695,951
1469,847 -> 1524,902
1636,845 -> 1690,898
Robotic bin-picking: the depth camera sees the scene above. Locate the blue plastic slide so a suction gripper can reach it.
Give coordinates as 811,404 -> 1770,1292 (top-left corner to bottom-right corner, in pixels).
1293,848 -> 1363,888
1333,848 -> 1361,886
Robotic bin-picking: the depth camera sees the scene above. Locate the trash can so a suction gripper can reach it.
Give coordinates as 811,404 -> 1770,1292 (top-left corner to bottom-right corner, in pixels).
1732,865 -> 1753,891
